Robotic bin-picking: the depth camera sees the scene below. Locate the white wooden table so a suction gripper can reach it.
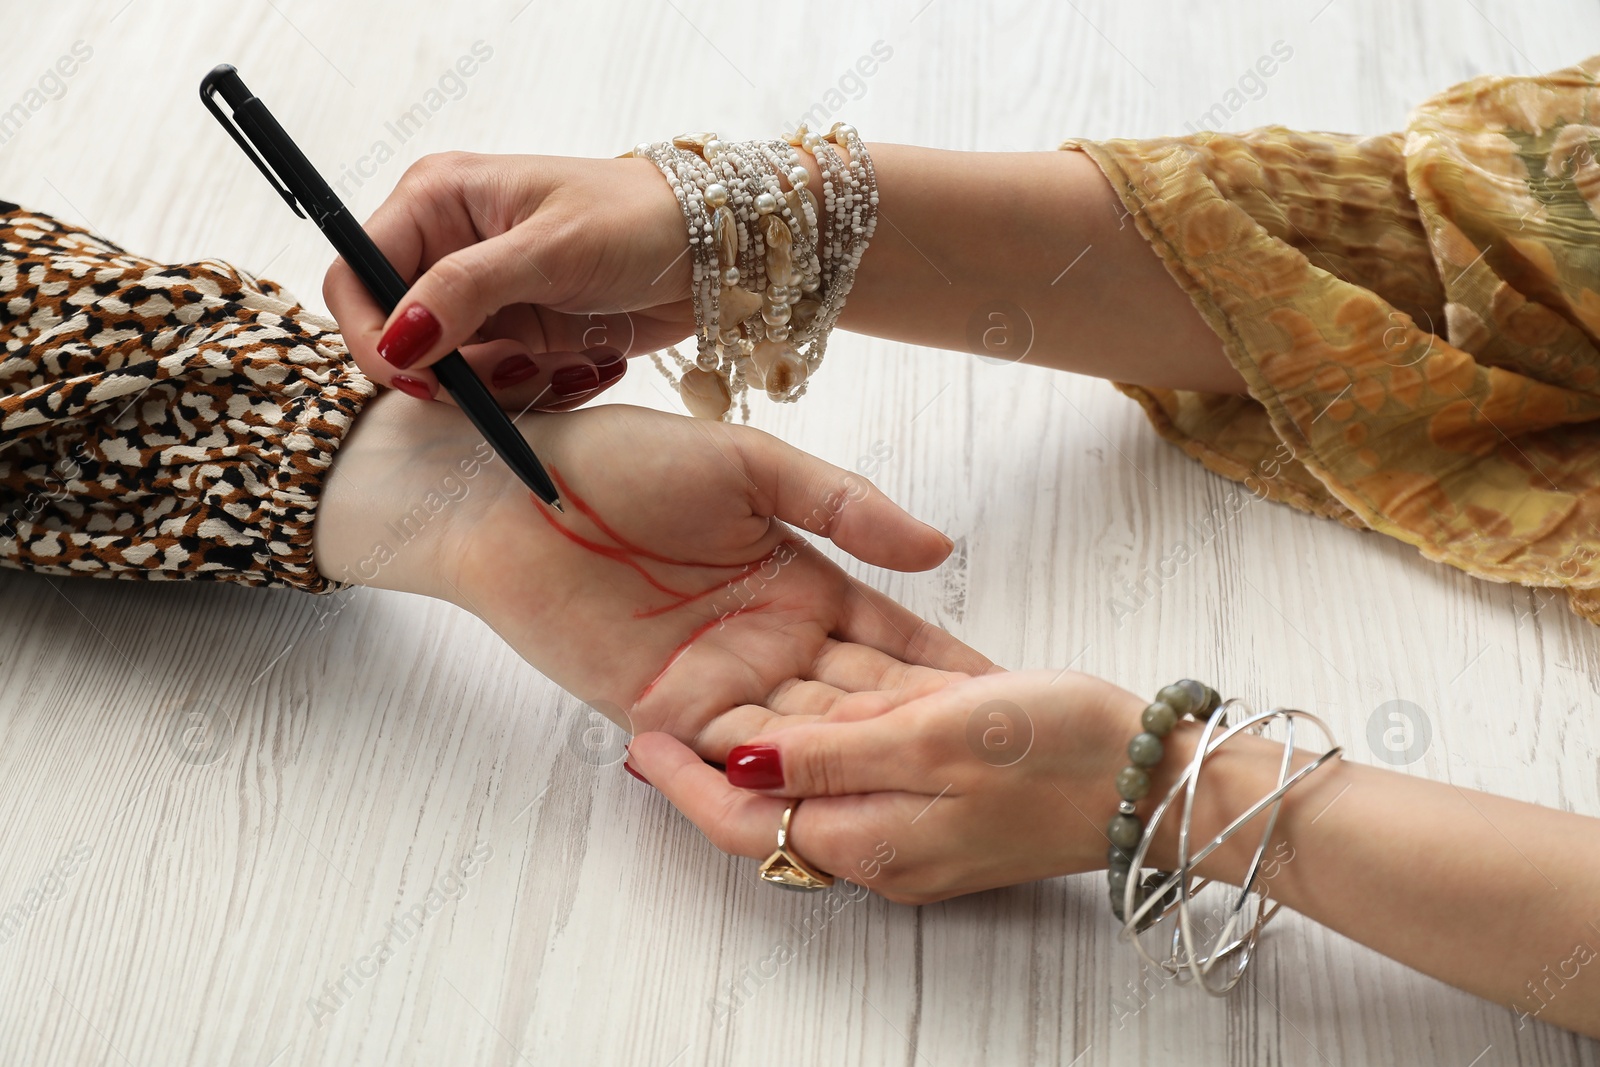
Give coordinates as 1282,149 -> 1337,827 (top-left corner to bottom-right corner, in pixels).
2,2 -> 1597,1063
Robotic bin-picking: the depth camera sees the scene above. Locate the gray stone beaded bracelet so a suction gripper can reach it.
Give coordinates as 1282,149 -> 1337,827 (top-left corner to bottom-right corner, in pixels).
1107,679 -> 1221,930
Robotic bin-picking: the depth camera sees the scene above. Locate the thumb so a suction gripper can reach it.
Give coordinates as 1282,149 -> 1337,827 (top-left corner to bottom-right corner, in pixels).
373,228 -> 559,374
723,711 -> 947,798
734,429 -> 954,572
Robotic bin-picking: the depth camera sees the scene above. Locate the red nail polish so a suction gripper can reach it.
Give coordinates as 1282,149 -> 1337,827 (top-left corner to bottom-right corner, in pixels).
491,354 -> 541,389
594,351 -> 627,385
726,745 -> 784,790
391,374 -> 435,400
624,762 -> 649,784
377,304 -> 441,369
551,363 -> 600,397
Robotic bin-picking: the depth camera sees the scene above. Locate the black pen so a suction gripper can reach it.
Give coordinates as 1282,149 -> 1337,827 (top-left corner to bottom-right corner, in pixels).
199,64 -> 562,510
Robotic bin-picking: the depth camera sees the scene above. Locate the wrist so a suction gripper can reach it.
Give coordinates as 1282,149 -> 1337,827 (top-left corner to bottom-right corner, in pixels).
312,390 -> 506,603
1139,720 -> 1334,900
618,153 -> 695,304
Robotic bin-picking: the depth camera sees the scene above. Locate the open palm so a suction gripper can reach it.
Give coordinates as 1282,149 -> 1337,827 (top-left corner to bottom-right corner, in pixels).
451,404 -> 992,758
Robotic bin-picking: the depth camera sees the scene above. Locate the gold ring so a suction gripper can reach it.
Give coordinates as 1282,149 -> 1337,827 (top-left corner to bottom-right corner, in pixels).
757,802 -> 834,891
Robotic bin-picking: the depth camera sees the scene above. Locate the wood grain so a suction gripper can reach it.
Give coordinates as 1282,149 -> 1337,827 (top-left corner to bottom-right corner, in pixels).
1,1 -> 1597,1063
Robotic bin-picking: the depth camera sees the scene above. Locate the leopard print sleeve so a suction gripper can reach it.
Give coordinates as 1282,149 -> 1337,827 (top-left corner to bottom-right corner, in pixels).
0,204 -> 376,594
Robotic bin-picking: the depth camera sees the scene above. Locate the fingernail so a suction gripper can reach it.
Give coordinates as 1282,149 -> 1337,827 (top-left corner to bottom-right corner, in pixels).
391,374 -> 435,401
378,303 -> 441,369
624,762 -> 649,784
726,744 -> 784,790
551,363 -> 601,397
491,353 -> 541,389
588,346 -> 627,384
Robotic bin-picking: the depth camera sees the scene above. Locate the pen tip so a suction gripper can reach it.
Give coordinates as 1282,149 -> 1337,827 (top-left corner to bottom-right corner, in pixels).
550,498 -> 564,513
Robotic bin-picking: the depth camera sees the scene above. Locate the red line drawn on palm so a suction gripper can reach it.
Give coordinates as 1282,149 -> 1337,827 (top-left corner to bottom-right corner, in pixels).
532,469 -> 799,701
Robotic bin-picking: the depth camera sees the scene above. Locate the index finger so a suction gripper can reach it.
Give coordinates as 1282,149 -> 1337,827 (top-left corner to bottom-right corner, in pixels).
837,578 -> 997,676
322,167 -> 482,367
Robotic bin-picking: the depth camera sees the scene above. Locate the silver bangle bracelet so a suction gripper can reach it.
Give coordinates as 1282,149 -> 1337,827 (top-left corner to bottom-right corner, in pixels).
1122,698 -> 1344,995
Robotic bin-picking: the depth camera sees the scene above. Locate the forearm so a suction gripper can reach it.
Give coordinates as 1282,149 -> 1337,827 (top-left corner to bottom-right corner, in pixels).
1144,721 -> 1600,1036
0,205 -> 375,593
798,141 -> 1240,393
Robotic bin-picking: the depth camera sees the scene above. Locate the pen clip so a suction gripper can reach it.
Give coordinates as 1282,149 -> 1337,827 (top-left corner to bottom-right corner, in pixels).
199,65 -> 305,220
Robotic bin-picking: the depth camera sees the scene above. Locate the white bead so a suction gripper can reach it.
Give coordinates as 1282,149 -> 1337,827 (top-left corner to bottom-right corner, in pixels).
705,139 -> 723,158
634,141 -> 652,156
767,323 -> 791,341
722,267 -> 740,286
788,166 -> 809,188
763,303 -> 791,326
704,183 -> 729,209
755,192 -> 777,214
801,133 -> 823,152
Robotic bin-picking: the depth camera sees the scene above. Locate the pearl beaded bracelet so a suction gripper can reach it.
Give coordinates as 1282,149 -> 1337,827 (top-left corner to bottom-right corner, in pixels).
626,122 -> 878,421
1113,680 -> 1344,995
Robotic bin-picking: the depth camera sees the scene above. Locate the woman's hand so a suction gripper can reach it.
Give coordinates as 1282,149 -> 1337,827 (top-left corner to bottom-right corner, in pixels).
642,663 -> 1600,1039
315,393 -> 993,758
322,152 -> 693,411
627,670 -> 1148,902
321,145 -> 1243,411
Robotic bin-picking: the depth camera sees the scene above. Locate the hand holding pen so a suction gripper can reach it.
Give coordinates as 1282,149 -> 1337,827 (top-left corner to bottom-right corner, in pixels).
203,64 -> 647,507
316,137 -> 699,414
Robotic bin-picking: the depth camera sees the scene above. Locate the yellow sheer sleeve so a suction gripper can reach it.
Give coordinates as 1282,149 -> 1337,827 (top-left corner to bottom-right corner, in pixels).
1067,54 -> 1600,623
